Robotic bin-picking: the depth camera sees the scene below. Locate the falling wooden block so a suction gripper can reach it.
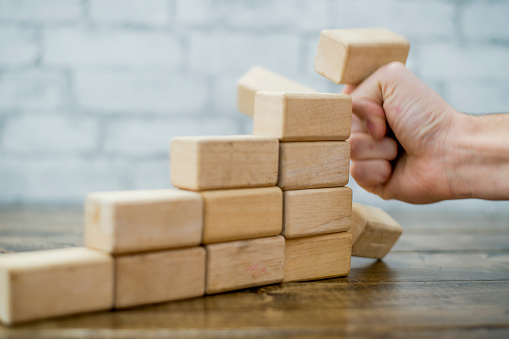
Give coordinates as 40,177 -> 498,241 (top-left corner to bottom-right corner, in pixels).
202,187 -> 282,244
278,141 -> 350,190
351,203 -> 403,259
206,236 -> 285,294
85,189 -> 203,254
0,247 -> 113,325
283,187 -> 352,238
254,91 -> 352,141
314,28 -> 410,85
284,232 -> 351,282
237,66 -> 316,117
115,247 -> 205,309
171,135 -> 279,191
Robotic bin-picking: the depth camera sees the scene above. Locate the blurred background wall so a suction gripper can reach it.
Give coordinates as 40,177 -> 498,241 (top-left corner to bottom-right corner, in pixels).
0,0 -> 508,211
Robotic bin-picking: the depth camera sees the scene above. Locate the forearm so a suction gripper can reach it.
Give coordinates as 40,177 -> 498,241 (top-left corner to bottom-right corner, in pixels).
448,112 -> 509,200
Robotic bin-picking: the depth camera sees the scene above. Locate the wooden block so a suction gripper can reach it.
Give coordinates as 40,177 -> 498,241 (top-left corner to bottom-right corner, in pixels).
171,135 -> 279,191
314,28 -> 410,85
351,203 -> 403,259
206,236 -> 284,294
202,187 -> 283,244
254,91 -> 352,141
115,247 -> 205,309
284,232 -> 351,282
283,187 -> 352,238
85,189 -> 203,254
0,247 -> 113,325
237,66 -> 316,117
278,141 -> 350,190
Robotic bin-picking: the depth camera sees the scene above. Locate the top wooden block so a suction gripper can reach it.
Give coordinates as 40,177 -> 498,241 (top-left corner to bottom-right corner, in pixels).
171,135 -> 279,191
237,66 -> 316,117
314,28 -> 410,85
351,203 -> 403,259
254,91 -> 351,141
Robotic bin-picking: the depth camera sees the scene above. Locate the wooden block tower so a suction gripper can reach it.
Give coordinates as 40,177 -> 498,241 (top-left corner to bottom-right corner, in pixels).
0,27 -> 407,326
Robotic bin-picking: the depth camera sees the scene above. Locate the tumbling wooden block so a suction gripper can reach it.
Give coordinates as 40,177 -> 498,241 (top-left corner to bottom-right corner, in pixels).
206,236 -> 285,294
278,141 -> 350,190
115,247 -> 206,309
283,187 -> 352,238
0,247 -> 113,325
237,66 -> 316,117
202,187 -> 283,244
314,28 -> 410,85
351,203 -> 403,259
254,92 -> 352,141
85,189 -> 203,254
171,135 -> 279,191
284,232 -> 352,282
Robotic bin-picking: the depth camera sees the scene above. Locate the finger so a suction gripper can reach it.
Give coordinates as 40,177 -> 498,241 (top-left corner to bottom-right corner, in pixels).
352,99 -> 387,140
350,159 -> 392,186
351,114 -> 367,133
349,133 -> 398,161
342,84 -> 357,95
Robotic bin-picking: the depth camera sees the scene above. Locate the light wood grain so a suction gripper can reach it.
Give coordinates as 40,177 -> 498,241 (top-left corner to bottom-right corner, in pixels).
254,91 -> 351,141
283,187 -> 352,238
278,141 -> 350,190
0,247 -> 113,325
115,247 -> 205,309
201,187 -> 282,244
206,236 -> 285,294
284,232 -> 351,282
314,28 -> 410,85
85,189 -> 203,254
237,66 -> 316,117
171,135 -> 279,191
351,203 -> 403,259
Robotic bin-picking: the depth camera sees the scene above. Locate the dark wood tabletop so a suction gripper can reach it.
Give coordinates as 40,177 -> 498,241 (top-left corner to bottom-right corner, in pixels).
1,206 -> 508,338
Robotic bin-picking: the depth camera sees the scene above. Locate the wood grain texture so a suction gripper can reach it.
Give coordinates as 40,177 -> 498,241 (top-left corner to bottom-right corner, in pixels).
351,203 -> 403,259
171,135 -> 279,191
284,232 -> 351,282
85,189 -> 203,254
115,247 -> 205,309
254,91 -> 352,141
237,66 -> 316,117
0,247 -> 113,325
201,187 -> 282,244
278,141 -> 350,190
283,187 -> 352,238
314,28 -> 410,84
205,236 -> 285,294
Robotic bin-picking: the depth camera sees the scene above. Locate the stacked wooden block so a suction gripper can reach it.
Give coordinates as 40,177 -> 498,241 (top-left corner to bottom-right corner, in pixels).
0,27 -> 408,326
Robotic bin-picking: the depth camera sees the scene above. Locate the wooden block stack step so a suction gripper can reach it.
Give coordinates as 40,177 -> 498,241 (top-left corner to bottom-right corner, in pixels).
253,91 -> 353,283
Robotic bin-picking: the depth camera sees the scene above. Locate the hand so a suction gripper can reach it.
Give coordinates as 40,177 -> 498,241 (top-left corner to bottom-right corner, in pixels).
344,62 -> 463,204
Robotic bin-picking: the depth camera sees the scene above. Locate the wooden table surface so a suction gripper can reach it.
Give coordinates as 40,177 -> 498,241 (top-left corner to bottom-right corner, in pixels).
0,206 -> 508,338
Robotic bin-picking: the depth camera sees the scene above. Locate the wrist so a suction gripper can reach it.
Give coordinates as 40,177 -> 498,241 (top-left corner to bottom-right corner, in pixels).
447,111 -> 509,200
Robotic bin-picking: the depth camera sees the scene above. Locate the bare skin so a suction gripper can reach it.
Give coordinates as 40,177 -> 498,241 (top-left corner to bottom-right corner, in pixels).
343,62 -> 509,204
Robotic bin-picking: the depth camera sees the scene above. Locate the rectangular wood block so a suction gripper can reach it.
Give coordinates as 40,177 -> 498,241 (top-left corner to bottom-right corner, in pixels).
283,187 -> 352,238
85,189 -> 203,254
254,91 -> 352,141
278,141 -> 350,190
0,247 -> 113,325
115,247 -> 206,309
237,66 -> 316,117
314,28 -> 410,85
202,187 -> 283,244
352,203 -> 403,259
284,232 -> 351,283
206,236 -> 285,294
171,135 -> 279,191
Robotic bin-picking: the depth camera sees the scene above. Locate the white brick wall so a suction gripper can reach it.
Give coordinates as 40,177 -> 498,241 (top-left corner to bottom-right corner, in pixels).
0,0 -> 508,211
